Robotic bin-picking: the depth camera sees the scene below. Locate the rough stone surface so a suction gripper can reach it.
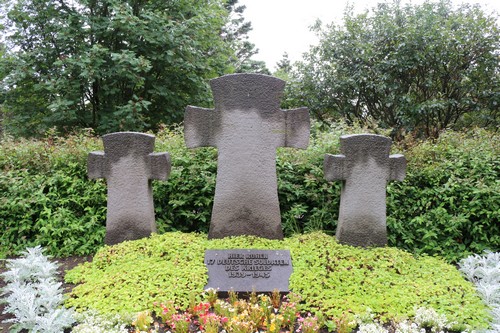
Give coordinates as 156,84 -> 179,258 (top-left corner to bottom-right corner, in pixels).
324,134 -> 406,247
88,132 -> 171,245
184,73 -> 310,239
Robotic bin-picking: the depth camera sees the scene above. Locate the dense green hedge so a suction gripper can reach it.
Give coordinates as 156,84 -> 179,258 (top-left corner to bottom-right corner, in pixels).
1,125 -> 498,261
387,129 -> 500,261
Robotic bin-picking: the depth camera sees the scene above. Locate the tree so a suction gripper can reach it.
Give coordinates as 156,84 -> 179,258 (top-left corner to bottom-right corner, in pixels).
274,53 -> 297,108
275,52 -> 292,74
222,0 -> 269,75
0,44 -> 6,138
1,0 -> 233,136
290,0 -> 500,138
237,59 -> 270,75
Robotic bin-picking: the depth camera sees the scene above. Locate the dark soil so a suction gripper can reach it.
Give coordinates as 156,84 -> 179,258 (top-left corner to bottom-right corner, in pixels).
0,255 -> 93,333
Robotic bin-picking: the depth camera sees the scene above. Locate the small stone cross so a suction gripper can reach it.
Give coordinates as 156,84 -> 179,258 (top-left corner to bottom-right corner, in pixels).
324,134 -> 406,247
184,73 -> 310,239
88,132 -> 171,245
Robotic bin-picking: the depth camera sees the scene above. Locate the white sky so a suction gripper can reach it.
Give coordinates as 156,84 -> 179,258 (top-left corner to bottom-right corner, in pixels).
238,0 -> 500,71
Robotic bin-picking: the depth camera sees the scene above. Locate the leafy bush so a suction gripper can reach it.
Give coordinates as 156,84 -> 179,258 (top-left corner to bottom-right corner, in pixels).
0,131 -> 107,257
153,126 -> 218,234
387,129 -> 500,262
0,246 -> 75,332
1,126 -> 498,262
64,232 -> 490,329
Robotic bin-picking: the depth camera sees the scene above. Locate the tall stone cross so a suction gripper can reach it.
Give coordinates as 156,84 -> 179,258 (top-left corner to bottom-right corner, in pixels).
184,73 -> 310,239
88,132 -> 171,245
324,134 -> 406,247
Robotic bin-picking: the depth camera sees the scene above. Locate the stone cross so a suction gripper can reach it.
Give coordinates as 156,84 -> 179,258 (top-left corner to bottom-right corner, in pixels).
324,134 -> 406,247
184,73 -> 310,239
88,132 -> 171,245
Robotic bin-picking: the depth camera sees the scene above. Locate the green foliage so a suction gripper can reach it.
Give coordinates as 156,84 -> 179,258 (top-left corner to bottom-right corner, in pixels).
0,131 -> 107,256
1,126 -> 498,263
387,128 -> 500,262
276,123 -> 344,236
0,43 -> 9,139
222,0 -> 270,75
1,0 -> 233,136
286,233 -> 487,326
153,126 -> 218,234
287,0 -> 500,138
64,232 -> 490,330
64,232 -> 209,314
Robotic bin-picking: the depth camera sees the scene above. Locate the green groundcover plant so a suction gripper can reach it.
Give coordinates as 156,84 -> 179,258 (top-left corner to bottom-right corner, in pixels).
1,125 -> 498,263
64,232 -> 490,330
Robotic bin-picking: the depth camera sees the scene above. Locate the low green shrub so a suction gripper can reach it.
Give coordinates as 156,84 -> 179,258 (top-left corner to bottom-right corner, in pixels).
1,125 -> 498,262
0,132 -> 107,257
387,129 -> 500,262
64,232 -> 490,330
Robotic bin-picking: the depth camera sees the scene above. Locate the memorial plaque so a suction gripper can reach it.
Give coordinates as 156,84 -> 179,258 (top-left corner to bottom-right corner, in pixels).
204,249 -> 292,293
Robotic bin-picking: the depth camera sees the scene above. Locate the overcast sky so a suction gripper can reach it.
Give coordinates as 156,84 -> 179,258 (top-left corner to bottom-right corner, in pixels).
238,0 -> 500,71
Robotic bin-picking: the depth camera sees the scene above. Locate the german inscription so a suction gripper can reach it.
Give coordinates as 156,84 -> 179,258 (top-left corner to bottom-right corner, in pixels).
204,249 -> 292,293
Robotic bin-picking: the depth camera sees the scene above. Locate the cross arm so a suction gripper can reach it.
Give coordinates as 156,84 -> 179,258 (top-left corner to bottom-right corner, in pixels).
389,154 -> 407,181
324,154 -> 346,181
284,107 -> 310,149
88,151 -> 107,179
149,152 -> 171,180
184,106 -> 216,148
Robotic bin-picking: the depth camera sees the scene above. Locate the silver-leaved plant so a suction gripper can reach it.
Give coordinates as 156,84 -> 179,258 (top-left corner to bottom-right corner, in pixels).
1,246 -> 75,333
459,251 -> 500,333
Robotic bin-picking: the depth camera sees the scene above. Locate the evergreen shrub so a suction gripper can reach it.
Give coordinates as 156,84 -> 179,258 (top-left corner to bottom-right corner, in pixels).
0,125 -> 498,262
387,129 -> 500,262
